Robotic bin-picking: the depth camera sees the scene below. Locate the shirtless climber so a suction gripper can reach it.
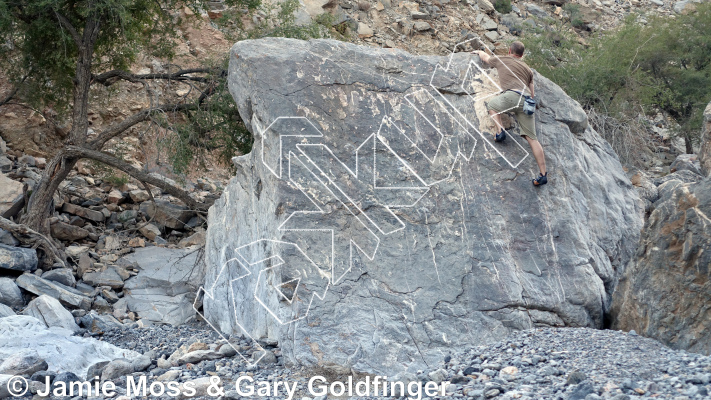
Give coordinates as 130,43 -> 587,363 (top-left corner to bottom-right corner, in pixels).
473,41 -> 548,186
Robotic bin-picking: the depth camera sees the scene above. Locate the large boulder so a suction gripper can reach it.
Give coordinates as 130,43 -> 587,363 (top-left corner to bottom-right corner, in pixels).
0,315 -> 139,378
203,38 -> 643,375
118,247 -> 205,325
699,101 -> 711,176
611,177 -> 711,354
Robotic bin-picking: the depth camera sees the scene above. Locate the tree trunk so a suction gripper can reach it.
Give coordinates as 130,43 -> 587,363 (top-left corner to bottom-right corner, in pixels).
20,16 -> 99,232
21,153 -> 78,232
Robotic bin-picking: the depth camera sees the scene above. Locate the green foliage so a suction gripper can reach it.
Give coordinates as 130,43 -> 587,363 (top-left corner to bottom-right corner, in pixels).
104,173 -> 130,187
0,0 -> 259,111
523,4 -> 711,155
563,4 -> 585,29
216,0 -> 346,42
155,58 -> 253,175
493,0 -> 512,14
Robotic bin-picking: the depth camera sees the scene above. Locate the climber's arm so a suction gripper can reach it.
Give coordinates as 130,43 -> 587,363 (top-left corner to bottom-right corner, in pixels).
528,80 -> 535,98
474,50 -> 492,65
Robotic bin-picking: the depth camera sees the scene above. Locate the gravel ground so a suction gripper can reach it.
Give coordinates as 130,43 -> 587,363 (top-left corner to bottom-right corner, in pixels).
420,327 -> 711,400
33,325 -> 709,400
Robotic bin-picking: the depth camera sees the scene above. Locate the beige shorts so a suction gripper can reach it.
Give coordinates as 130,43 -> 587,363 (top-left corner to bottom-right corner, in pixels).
486,91 -> 537,141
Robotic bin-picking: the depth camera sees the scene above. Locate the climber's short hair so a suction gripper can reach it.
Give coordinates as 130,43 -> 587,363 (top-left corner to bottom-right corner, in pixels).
510,41 -> 525,57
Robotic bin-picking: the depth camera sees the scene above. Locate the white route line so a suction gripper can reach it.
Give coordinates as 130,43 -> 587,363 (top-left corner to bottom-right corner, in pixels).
261,116 -> 324,179
192,246 -> 266,367
280,151 -> 381,285
234,239 -> 330,325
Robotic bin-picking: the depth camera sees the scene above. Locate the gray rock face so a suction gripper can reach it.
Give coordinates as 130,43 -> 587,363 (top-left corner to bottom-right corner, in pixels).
0,244 -> 38,272
22,295 -> 80,333
204,38 -> 642,375
0,315 -> 139,378
0,277 -> 24,307
16,273 -> 92,310
611,177 -> 711,355
699,102 -> 711,177
119,247 -> 205,325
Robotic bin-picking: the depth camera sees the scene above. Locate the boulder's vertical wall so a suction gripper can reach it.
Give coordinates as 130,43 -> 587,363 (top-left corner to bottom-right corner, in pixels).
203,38 -> 642,375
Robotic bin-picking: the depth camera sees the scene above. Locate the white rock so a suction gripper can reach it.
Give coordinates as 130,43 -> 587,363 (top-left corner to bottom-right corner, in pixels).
0,315 -> 139,378
0,174 -> 23,215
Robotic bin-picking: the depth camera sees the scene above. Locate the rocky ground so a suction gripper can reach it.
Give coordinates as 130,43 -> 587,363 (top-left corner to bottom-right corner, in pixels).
5,323 -> 711,399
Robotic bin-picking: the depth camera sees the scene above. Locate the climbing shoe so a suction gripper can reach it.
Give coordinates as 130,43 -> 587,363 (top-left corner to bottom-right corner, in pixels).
494,130 -> 507,143
532,172 -> 548,186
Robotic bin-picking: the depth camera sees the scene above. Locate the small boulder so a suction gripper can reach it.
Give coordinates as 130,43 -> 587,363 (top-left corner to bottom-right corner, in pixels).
177,350 -> 223,365
86,360 -> 110,381
65,245 -> 90,258
62,203 -> 106,223
42,268 -> 76,287
0,349 -> 48,376
0,228 -> 19,246
357,22 -> 374,38
670,154 -> 702,175
254,349 -> 278,364
129,189 -> 151,203
22,295 -> 80,332
0,244 -> 38,272
0,278 -> 24,307
107,189 -> 125,204
0,174 -> 23,216
82,267 -> 124,289
413,21 -> 431,31
100,358 -> 134,381
0,303 -> 15,318
478,0 -> 495,12
15,273 -> 92,310
139,223 -> 162,241
79,310 -> 123,333
50,221 -> 89,241
178,229 -> 206,248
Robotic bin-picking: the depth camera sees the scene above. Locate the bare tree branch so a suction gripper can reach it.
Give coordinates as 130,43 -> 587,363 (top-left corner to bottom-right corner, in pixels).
92,68 -> 215,86
0,74 -> 30,108
54,12 -> 82,48
0,216 -> 67,268
63,146 -> 212,211
88,102 -> 198,150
